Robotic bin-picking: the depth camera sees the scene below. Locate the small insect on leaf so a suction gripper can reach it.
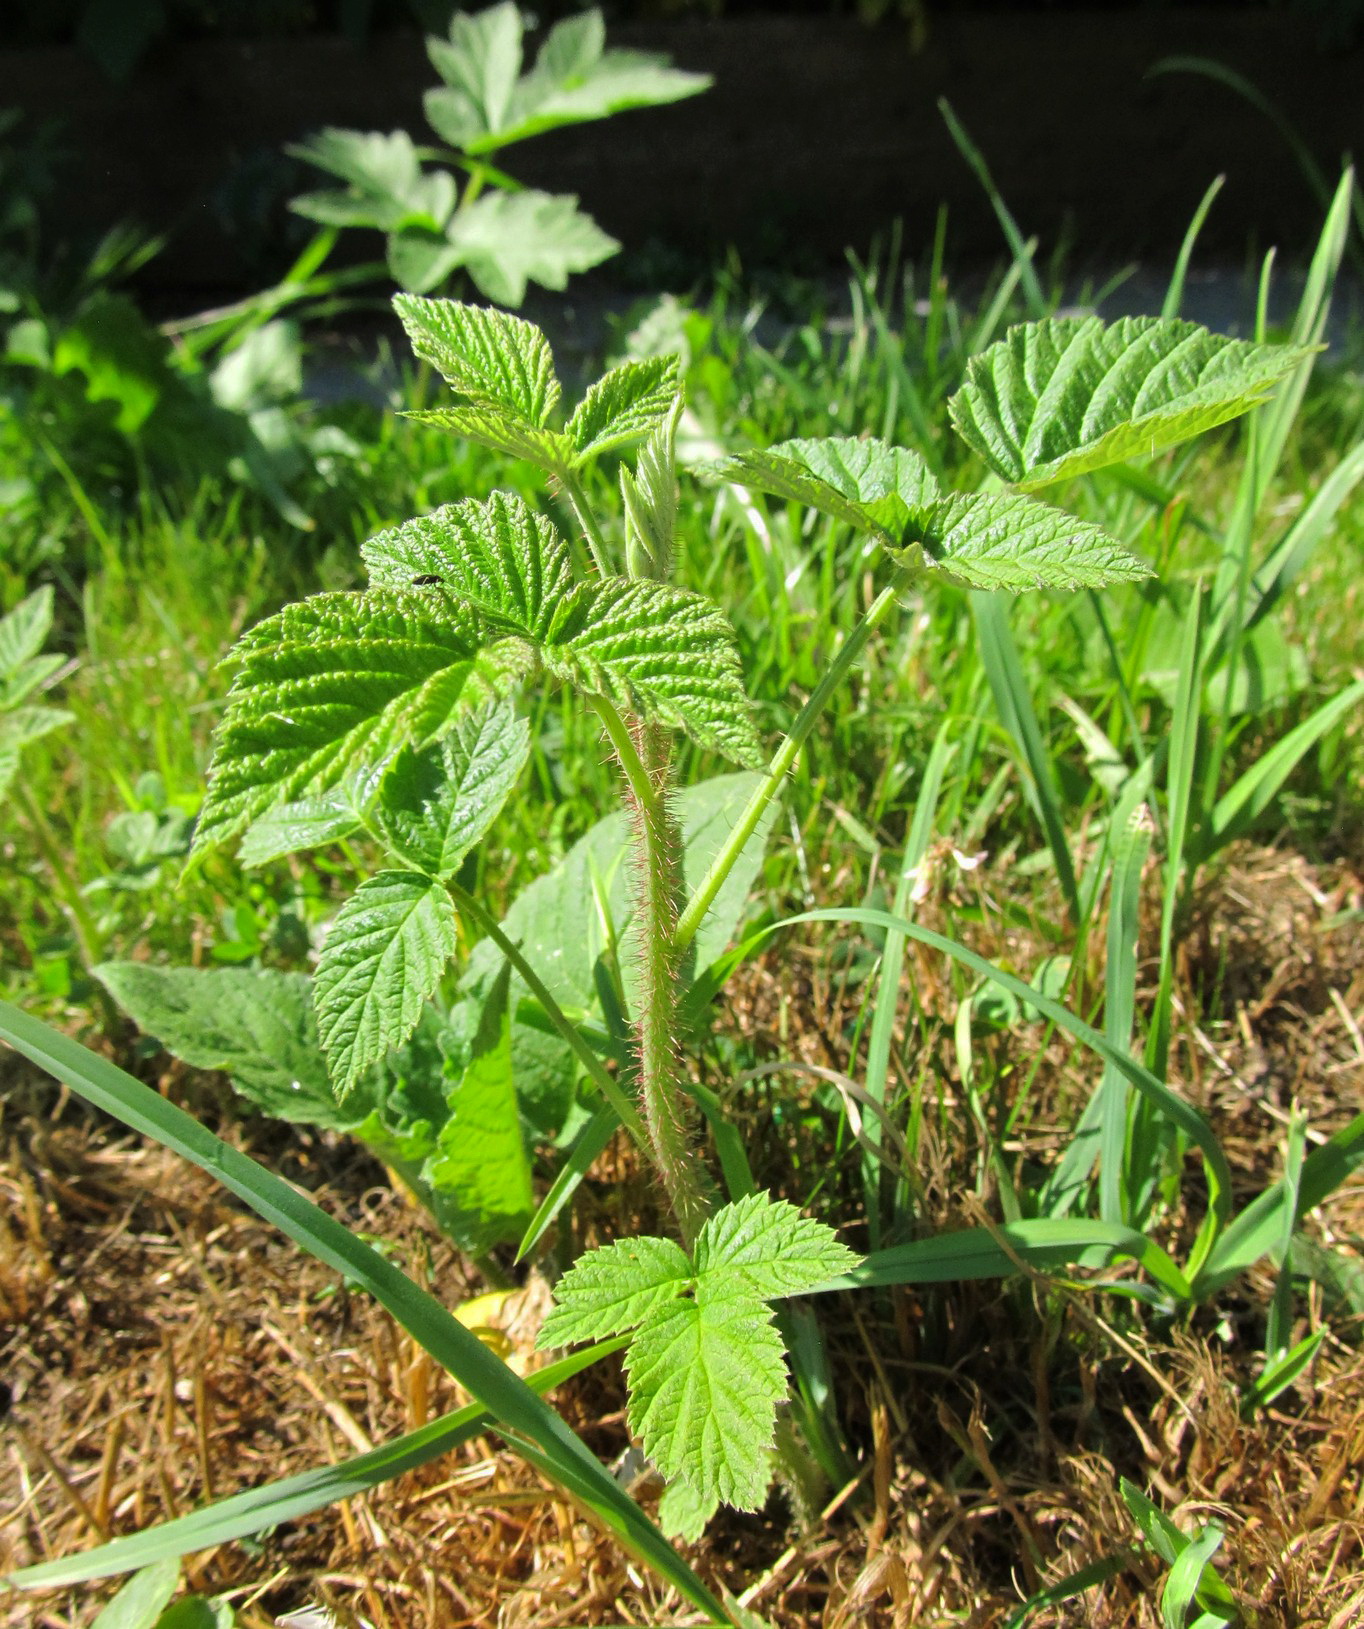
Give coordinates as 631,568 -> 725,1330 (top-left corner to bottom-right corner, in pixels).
412,574 -> 445,585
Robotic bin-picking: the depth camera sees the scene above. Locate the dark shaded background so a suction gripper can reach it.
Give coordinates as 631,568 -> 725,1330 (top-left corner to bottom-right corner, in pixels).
2,1 -> 1362,301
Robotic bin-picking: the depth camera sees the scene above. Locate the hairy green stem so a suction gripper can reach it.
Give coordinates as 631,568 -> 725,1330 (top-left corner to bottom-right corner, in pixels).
589,696 -> 657,814
622,721 -> 711,1248
675,566 -> 912,955
446,882 -> 648,1149
561,471 -> 612,577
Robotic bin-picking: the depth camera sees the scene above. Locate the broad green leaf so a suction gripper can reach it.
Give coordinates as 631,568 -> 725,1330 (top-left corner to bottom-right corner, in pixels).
193,590 -> 515,857
386,225 -> 464,295
91,1559 -> 181,1629
421,966 -> 532,1253
911,489 -> 1149,590
364,496 -> 760,765
0,585 -> 55,678
314,870 -> 459,1094
424,3 -> 709,156
402,403 -> 572,469
362,494 -> 574,641
547,576 -> 760,767
237,790 -> 364,868
625,1274 -> 786,1510
949,316 -> 1306,489
151,1596 -> 234,1629
446,189 -> 617,308
692,1191 -> 861,1299
718,435 -> 940,542
539,1235 -> 693,1346
567,356 -> 681,461
93,964 -> 352,1128
373,698 -> 529,877
393,294 -> 560,424
288,129 -> 454,234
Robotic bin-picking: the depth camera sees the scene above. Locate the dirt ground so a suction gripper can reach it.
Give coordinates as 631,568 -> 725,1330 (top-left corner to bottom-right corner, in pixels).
2,843 -> 1362,1629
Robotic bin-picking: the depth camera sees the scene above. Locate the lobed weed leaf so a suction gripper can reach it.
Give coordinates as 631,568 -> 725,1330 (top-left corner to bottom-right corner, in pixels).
539,1235 -> 694,1345
692,1190 -> 861,1298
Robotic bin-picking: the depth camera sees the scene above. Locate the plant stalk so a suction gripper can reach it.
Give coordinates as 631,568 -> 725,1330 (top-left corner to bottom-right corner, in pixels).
675,566 -> 913,954
561,471 -> 613,577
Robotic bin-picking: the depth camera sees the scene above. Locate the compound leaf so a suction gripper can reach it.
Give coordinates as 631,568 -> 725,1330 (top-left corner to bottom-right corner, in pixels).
93,963 -> 349,1128
193,590 -> 515,857
949,316 -> 1306,489
539,1234 -> 693,1346
567,356 -> 681,462
314,869 -> 459,1095
373,698 -> 530,877
625,1274 -> 786,1510
445,189 -> 617,308
693,1191 -> 861,1299
402,404 -> 571,468
421,965 -> 532,1254
238,790 -> 364,868
394,294 -> 560,425
424,3 -> 708,156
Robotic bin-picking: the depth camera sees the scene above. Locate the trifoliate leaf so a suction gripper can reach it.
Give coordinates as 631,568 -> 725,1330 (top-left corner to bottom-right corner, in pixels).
193,590 -> 517,857
445,189 -> 618,308
914,489 -> 1151,591
692,1191 -> 861,1299
238,790 -> 364,868
718,435 -> 940,542
93,963 -> 352,1128
567,356 -> 681,461
626,1274 -> 786,1510
362,493 -> 574,641
539,1234 -> 693,1346
423,3 -> 709,157
545,576 -> 762,768
393,294 -> 560,425
315,869 -> 459,1095
421,964 -> 532,1254
372,698 -> 529,876
658,1475 -> 720,1543
949,316 -> 1306,489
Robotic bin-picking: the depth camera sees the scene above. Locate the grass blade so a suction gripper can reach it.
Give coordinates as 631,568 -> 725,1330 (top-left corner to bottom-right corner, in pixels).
8,1341 -> 625,1590
516,1101 -> 621,1262
938,99 -> 1047,317
1098,803 -> 1155,1224
1266,1106 -> 1307,1359
972,592 -> 1079,917
1162,175 -> 1225,320
0,999 -> 727,1623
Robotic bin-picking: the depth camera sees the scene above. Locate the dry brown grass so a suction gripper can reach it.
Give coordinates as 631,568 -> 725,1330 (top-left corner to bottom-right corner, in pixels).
1,842 -> 1362,1628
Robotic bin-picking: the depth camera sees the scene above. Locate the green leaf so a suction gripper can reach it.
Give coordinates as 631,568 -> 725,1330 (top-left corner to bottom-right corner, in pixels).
539,1234 -> 693,1346
314,870 -> 459,1095
719,435 -> 940,543
658,1475 -> 719,1543
911,489 -> 1149,590
362,493 -> 574,640
424,3 -> 709,156
153,1598 -> 234,1629
93,964 -> 353,1129
193,589 -> 515,857
625,1274 -> 786,1510
237,790 -> 365,868
402,403 -> 572,469
0,703 -> 74,752
421,966 -> 532,1254
692,1191 -> 861,1298
446,189 -> 617,308
567,356 -> 681,461
386,225 -> 464,295
373,698 -> 529,877
0,585 -> 55,679
622,395 -> 683,580
393,294 -> 560,425
288,129 -> 454,234
949,316 -> 1306,489
91,1559 -> 181,1629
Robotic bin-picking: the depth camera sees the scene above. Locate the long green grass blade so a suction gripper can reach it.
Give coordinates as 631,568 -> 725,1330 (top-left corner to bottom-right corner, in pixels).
1193,1112 -> 1364,1298
516,1101 -> 620,1262
938,99 -> 1047,317
0,999 -> 727,1623
768,909 -> 1233,1243
1162,175 -> 1225,320
816,1216 -> 1190,1302
1265,1108 -> 1306,1359
8,1341 -> 625,1590
1098,804 -> 1154,1224
972,592 -> 1079,916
